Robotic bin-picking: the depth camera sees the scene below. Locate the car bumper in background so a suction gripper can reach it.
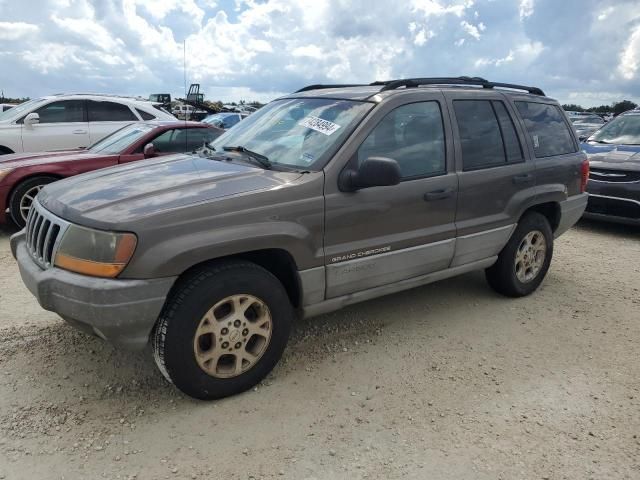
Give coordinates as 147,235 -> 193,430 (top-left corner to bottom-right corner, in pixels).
11,232 -> 177,350
555,193 -> 588,237
585,180 -> 640,225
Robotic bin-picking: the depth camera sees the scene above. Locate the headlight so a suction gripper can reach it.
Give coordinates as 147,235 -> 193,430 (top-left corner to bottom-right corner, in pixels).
54,225 -> 137,278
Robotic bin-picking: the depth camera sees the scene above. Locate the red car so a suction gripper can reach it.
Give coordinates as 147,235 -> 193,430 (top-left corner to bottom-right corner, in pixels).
0,121 -> 222,227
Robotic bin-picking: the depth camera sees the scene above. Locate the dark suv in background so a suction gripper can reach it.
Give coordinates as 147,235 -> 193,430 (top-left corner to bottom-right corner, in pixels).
582,109 -> 640,225
12,77 -> 588,400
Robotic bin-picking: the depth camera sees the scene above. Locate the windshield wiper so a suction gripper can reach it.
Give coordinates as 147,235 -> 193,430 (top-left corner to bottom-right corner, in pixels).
590,140 -> 610,144
222,146 -> 272,170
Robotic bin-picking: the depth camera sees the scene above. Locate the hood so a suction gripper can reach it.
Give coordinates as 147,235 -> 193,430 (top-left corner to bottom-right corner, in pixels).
0,150 -> 106,170
581,142 -> 640,172
38,153 -> 303,228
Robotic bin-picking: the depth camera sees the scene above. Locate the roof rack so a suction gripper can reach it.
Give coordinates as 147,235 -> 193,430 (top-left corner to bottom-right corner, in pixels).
295,84 -> 369,93
373,76 -> 545,96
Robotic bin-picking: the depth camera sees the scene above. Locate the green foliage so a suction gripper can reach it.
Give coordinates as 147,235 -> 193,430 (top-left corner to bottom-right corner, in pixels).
563,100 -> 637,115
562,104 -> 584,112
611,100 -> 637,115
0,96 -> 29,104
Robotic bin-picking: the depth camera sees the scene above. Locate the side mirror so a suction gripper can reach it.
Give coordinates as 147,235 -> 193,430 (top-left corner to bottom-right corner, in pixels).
23,112 -> 39,128
339,156 -> 402,191
143,143 -> 157,158
579,135 -> 588,142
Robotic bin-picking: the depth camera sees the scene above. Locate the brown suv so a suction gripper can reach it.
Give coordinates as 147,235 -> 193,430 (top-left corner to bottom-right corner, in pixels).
12,77 -> 589,399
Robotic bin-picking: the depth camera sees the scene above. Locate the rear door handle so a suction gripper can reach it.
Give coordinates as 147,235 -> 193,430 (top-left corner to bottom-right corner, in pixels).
512,173 -> 534,185
72,129 -> 87,134
424,188 -> 454,201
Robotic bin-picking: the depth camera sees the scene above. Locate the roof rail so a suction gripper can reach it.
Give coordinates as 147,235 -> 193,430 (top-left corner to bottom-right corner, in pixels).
373,76 -> 545,96
51,92 -> 147,100
295,84 -> 369,93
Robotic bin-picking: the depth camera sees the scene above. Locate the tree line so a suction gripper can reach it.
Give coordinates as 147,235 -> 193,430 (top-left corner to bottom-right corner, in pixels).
562,100 -> 637,116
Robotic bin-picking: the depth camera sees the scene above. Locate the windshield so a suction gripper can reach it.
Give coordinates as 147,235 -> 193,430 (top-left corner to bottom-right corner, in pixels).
89,123 -> 155,154
208,98 -> 373,170
0,98 -> 48,122
588,114 -> 640,145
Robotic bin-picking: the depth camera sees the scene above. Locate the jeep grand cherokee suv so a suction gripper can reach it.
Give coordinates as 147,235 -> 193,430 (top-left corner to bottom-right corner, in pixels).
11,77 -> 588,400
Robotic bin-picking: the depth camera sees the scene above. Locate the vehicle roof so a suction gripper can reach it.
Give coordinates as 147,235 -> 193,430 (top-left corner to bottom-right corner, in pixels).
39,93 -> 161,105
282,81 -> 552,103
135,120 -> 212,128
205,112 -> 239,117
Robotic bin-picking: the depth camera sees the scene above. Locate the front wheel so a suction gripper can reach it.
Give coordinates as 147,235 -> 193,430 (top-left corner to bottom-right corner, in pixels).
485,212 -> 553,297
9,176 -> 58,228
152,260 -> 294,400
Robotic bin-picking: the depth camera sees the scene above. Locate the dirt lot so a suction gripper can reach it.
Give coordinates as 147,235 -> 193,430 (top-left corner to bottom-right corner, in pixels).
0,221 -> 639,480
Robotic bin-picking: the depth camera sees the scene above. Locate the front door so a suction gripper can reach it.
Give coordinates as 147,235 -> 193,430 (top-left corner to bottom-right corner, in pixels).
444,91 -> 535,267
21,100 -> 89,151
323,91 -> 458,298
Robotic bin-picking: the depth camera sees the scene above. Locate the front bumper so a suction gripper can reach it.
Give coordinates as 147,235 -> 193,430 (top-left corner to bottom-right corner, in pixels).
585,180 -> 640,225
555,193 -> 588,237
11,232 -> 177,350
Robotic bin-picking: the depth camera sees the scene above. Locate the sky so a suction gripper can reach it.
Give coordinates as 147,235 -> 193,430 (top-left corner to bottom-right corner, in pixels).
0,0 -> 639,107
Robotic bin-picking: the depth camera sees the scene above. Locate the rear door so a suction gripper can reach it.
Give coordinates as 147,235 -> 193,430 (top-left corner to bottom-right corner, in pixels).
323,91 -> 458,298
512,100 -> 583,197
21,100 -> 89,151
445,91 -> 534,266
87,100 -> 139,144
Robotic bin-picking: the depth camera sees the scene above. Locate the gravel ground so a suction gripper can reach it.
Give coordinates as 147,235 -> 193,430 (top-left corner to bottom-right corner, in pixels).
0,221 -> 639,480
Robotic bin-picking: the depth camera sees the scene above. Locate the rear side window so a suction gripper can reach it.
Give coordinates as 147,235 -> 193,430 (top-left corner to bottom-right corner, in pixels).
33,100 -> 86,123
88,101 -> 137,122
455,100 -> 521,170
493,102 -> 523,162
357,101 -> 446,179
515,102 -> 577,157
136,108 -> 156,121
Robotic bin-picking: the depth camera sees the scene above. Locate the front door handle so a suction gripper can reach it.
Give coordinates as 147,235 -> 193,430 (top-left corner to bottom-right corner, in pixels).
512,173 -> 534,185
424,188 -> 454,201
72,129 -> 87,134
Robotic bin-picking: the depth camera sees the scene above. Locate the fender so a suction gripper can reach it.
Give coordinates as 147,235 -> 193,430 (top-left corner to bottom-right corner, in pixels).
123,220 -> 321,279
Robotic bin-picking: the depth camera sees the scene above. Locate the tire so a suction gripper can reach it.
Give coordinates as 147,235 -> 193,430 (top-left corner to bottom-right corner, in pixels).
152,260 -> 294,400
485,212 -> 553,297
9,176 -> 58,228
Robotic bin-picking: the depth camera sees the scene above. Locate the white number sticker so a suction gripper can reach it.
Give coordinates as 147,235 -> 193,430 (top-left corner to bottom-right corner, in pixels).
299,116 -> 341,136
533,134 -> 540,148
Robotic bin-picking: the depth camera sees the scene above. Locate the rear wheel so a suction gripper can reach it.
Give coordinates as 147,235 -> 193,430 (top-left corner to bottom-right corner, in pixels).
9,176 -> 58,228
485,212 -> 553,297
152,260 -> 294,400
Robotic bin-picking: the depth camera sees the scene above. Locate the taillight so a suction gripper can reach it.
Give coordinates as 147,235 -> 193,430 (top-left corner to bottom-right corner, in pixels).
580,159 -> 589,193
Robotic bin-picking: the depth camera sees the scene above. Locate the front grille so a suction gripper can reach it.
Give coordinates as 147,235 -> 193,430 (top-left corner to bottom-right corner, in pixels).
589,168 -> 640,183
586,195 -> 640,220
25,200 -> 70,269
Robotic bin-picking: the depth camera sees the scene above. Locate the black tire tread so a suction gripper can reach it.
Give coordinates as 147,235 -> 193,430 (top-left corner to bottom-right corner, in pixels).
152,259 -> 293,400
485,212 -> 553,298
9,175 -> 59,227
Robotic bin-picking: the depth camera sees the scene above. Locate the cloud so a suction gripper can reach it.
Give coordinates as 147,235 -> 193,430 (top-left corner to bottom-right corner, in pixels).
0,0 -> 639,107
519,0 -> 535,21
618,24 -> 640,80
0,21 -> 39,40
460,20 -> 485,40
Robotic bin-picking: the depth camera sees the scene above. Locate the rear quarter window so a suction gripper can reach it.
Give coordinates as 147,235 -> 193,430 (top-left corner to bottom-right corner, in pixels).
515,102 -> 577,157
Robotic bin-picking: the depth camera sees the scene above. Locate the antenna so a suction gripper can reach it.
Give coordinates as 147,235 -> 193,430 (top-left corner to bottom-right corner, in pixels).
183,39 -> 188,152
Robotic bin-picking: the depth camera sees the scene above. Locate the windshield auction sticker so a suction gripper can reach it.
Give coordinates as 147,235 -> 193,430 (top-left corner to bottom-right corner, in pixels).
299,116 -> 341,136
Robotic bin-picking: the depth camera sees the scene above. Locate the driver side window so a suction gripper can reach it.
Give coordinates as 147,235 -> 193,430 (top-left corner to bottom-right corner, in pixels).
357,102 -> 446,179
